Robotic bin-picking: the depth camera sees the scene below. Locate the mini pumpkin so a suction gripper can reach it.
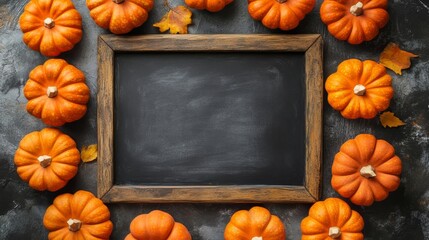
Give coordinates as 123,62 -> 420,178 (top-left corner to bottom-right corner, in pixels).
14,128 -> 80,191
19,0 -> 82,57
325,59 -> 393,119
86,0 -> 154,34
301,198 -> 364,240
24,59 -> 90,127
185,0 -> 233,12
43,190 -> 113,240
320,0 -> 389,44
125,210 -> 192,240
331,134 -> 402,206
224,206 -> 285,240
248,0 -> 315,31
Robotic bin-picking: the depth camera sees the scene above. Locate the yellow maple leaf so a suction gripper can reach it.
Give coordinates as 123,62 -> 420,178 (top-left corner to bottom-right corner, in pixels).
153,6 -> 192,34
81,144 -> 97,163
380,111 -> 405,128
380,43 -> 418,75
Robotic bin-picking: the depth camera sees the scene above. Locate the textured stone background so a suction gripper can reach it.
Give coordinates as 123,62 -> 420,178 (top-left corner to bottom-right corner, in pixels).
0,0 -> 428,239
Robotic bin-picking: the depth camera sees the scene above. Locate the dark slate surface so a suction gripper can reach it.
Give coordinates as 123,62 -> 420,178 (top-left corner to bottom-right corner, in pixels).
114,52 -> 306,186
0,0 -> 428,239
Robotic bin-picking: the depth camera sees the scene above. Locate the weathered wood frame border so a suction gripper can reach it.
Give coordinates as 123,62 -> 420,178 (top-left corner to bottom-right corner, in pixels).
97,34 -> 323,203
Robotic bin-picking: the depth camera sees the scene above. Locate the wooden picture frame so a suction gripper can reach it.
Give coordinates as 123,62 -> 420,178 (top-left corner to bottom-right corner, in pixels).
97,34 -> 323,203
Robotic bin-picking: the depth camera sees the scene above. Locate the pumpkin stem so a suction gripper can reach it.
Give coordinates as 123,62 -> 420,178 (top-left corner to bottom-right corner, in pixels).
353,84 -> 366,96
67,218 -> 82,232
44,18 -> 55,29
276,0 -> 287,3
350,2 -> 364,16
329,226 -> 341,238
251,237 -> 263,240
37,155 -> 52,168
360,165 -> 376,178
46,86 -> 58,98
112,0 -> 125,3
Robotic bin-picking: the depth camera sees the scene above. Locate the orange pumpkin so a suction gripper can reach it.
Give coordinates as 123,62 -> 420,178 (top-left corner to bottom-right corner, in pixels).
301,198 -> 364,240
320,0 -> 389,44
24,59 -> 90,127
43,190 -> 113,240
86,0 -> 154,34
224,206 -> 285,240
325,59 -> 393,119
14,128 -> 80,191
125,210 -> 192,240
19,0 -> 82,57
185,0 -> 233,12
331,134 -> 402,206
248,0 -> 315,31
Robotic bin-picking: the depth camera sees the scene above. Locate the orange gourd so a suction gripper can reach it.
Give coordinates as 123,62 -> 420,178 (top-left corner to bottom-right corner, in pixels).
301,198 -> 364,240
14,128 -> 80,191
320,0 -> 389,44
248,0 -> 315,31
331,134 -> 402,206
19,0 -> 82,57
224,206 -> 285,240
86,0 -> 154,34
43,190 -> 113,240
325,59 -> 393,119
125,210 -> 192,240
24,59 -> 90,127
185,0 -> 233,12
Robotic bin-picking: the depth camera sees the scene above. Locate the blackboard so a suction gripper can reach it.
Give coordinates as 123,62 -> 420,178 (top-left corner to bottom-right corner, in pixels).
97,34 -> 323,203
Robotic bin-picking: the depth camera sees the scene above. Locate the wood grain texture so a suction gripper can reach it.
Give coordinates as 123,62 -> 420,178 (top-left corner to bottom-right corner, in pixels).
97,36 -> 114,199
97,34 -> 323,203
100,34 -> 320,52
304,36 -> 324,200
102,186 -> 315,203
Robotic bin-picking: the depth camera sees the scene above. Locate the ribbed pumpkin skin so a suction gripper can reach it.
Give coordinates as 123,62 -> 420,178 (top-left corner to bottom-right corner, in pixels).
325,59 -> 393,119
248,0 -> 315,31
224,206 -> 285,240
43,190 -> 113,240
19,0 -> 82,56
331,134 -> 402,206
86,0 -> 154,34
301,198 -> 364,240
320,0 -> 389,44
125,210 -> 192,240
24,59 -> 90,127
185,0 -> 233,12
14,128 -> 80,192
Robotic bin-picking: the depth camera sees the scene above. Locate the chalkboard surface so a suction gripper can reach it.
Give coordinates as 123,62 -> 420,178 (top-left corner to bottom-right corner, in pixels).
114,52 -> 306,186
97,34 -> 323,203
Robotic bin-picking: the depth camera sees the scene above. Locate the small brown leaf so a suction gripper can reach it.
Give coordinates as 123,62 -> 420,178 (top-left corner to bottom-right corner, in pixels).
380,43 -> 418,75
153,6 -> 192,34
380,111 -> 405,128
81,144 -> 97,162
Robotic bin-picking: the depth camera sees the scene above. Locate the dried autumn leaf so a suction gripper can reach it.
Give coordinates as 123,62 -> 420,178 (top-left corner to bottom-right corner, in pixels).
153,6 -> 192,34
380,111 -> 405,128
81,144 -> 97,162
380,43 -> 418,75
